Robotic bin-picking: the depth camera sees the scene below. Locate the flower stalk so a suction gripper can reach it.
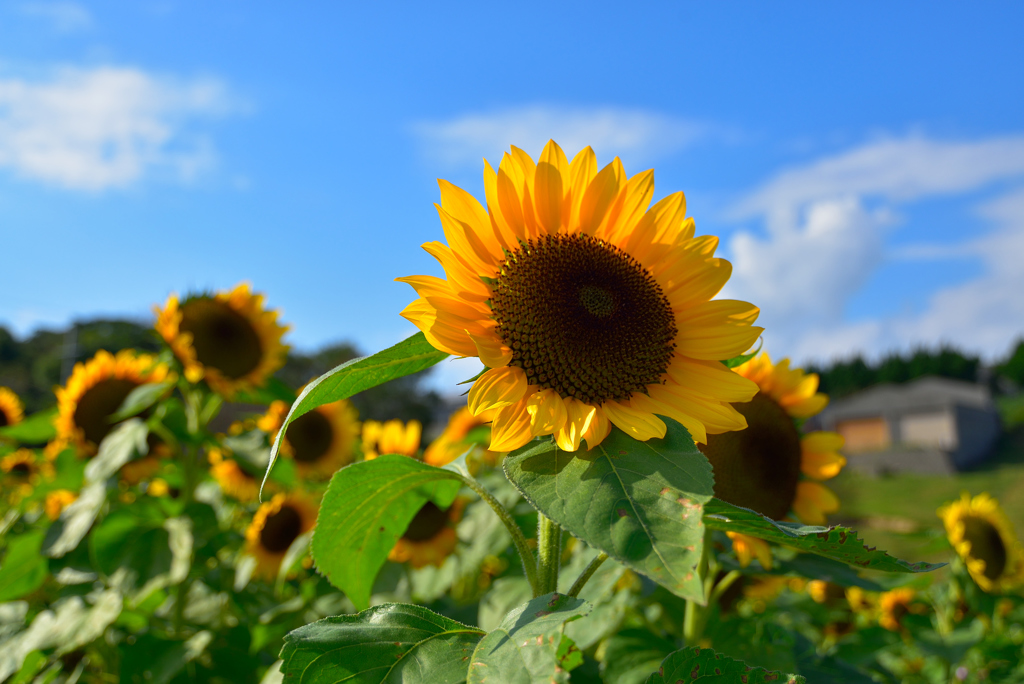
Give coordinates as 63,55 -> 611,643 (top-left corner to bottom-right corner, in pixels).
537,513 -> 562,595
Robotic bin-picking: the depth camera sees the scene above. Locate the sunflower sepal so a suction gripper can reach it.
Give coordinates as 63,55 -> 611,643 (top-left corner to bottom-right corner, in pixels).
704,498 -> 944,574
261,332 -> 448,496
723,339 -> 764,369
503,417 -> 713,604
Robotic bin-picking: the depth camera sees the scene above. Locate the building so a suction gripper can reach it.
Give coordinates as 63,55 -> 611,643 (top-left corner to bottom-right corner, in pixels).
809,376 -> 1002,476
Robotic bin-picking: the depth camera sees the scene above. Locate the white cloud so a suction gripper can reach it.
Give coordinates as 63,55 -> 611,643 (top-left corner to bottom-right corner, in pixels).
413,105 -> 706,168
722,135 -> 1024,362
20,2 -> 92,32
0,66 -> 236,190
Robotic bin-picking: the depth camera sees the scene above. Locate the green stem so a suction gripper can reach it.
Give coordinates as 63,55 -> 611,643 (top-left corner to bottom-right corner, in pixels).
568,552 -> 609,598
683,528 -> 715,647
458,474 -> 540,596
536,513 -> 562,595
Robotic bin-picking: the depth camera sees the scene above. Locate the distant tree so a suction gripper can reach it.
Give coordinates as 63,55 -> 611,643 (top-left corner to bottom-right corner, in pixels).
996,339 -> 1024,387
809,345 -> 982,399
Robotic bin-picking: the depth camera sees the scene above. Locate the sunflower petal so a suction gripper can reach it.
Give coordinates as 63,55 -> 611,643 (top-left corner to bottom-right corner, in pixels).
489,397 -> 535,452
468,332 -> 512,368
792,482 -> 840,525
526,388 -> 568,436
601,399 -> 666,441
468,366 -> 529,415
554,397 -> 596,452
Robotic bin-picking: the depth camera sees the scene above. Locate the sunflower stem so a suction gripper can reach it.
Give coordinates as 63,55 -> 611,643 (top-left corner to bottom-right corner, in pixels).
568,552 -> 609,598
457,473 -> 541,596
536,513 -> 562,596
683,527 -> 716,647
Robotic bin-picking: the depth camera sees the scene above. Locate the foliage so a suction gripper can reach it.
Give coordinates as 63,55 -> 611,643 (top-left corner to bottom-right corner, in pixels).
808,345 -> 983,399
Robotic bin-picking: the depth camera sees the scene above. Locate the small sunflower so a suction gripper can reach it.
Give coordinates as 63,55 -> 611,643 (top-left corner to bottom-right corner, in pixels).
938,492 -> 1024,593
155,282 -> 290,399
1,449 -> 54,486
45,489 -> 78,521
208,447 -> 261,502
362,419 -> 421,461
398,140 -> 762,453
261,399 -> 360,478
699,353 -> 845,524
807,580 -> 847,605
0,387 -> 25,429
245,493 -> 318,580
54,350 -> 171,455
878,588 -> 923,632
389,497 -> 468,569
423,406 -> 497,468
727,532 -> 773,570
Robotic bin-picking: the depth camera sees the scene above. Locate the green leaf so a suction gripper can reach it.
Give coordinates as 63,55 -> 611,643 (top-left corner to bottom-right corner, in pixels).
504,418 -> 713,602
42,482 -> 106,558
89,507 -> 172,579
467,593 -> 591,684
109,381 -> 174,422
645,646 -> 805,684
0,530 -> 48,601
0,407 -> 57,445
704,499 -> 943,573
83,419 -> 149,484
311,455 -> 463,610
233,376 -> 297,406
262,333 -> 448,493
279,603 -> 484,684
602,629 -> 678,684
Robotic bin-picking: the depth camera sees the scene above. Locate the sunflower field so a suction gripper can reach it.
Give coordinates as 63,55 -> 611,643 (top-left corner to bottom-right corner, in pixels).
2,141 -> 1024,684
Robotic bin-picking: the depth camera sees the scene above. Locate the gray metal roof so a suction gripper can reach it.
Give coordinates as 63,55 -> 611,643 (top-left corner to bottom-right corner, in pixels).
818,376 -> 993,421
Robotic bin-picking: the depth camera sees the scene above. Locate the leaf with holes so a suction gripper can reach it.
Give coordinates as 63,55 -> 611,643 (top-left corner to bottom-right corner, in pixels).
504,418 -> 713,602
704,498 -> 943,573
646,646 -> 805,684
279,603 -> 484,684
262,333 -> 448,492
311,455 -> 463,610
467,593 -> 591,684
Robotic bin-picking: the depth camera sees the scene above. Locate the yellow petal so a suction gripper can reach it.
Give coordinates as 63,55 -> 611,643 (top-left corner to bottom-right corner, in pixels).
665,357 -> 759,404
534,140 -> 569,234
583,406 -> 612,450
784,393 -> 829,419
419,241 -> 491,302
577,160 -> 623,235
567,146 -> 597,229
802,431 -> 845,453
469,332 -> 512,368
727,532 -> 773,570
436,205 -> 498,274
793,482 -> 840,525
497,163 -> 527,239
630,389 -> 711,444
468,366 -> 528,415
438,179 -> 501,261
601,399 -> 666,441
488,397 -> 534,452
526,388 -> 568,436
599,169 -> 654,245
554,397 -> 596,452
484,159 -> 520,251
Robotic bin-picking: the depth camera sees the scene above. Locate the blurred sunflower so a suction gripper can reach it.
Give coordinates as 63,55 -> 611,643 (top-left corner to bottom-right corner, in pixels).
398,140 -> 762,452
45,489 -> 77,521
423,406 -> 497,468
389,497 -> 468,569
1,449 -> 53,503
362,419 -> 421,461
208,447 -> 260,502
0,387 -> 24,428
155,282 -> 289,399
120,456 -> 162,486
245,493 -> 318,579
878,588 -> 923,632
699,353 -> 845,525
939,492 -> 1024,593
261,399 -> 360,478
54,350 -> 170,455
726,531 -> 772,570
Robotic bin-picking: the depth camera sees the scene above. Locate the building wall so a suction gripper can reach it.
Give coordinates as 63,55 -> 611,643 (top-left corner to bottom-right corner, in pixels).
836,416 -> 891,452
900,410 -> 957,450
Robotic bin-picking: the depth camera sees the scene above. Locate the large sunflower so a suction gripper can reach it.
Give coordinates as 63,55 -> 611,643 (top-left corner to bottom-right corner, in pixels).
245,493 -> 318,580
155,282 -> 290,399
261,398 -> 361,478
699,352 -> 845,525
423,406 -> 497,468
55,350 -> 171,454
389,497 -> 468,569
0,387 -> 24,429
398,141 -> 762,452
361,419 -> 421,461
938,492 -> 1024,593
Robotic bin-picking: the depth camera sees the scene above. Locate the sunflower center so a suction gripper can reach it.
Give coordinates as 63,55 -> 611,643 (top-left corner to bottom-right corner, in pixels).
180,298 -> 263,380
489,233 -> 677,405
10,462 -> 31,477
260,504 -> 303,554
962,515 -> 1007,580
402,501 -> 449,542
0,409 -> 8,427
287,411 -> 334,463
73,378 -> 141,447
698,393 -> 802,520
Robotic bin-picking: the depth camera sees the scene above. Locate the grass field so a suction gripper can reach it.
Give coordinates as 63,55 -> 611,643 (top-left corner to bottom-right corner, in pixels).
830,395 -> 1024,565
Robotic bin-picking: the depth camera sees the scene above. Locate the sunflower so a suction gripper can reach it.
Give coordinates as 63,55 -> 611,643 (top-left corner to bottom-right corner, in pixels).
1,449 -> 54,486
155,282 -> 290,399
0,387 -> 24,429
261,399 -> 360,478
120,456 -> 162,485
727,531 -> 773,570
938,492 -> 1024,593
208,447 -> 261,502
878,588 -> 923,632
54,350 -> 170,455
423,406 -> 498,468
361,419 -> 421,461
699,353 -> 845,525
45,489 -> 78,521
389,497 -> 468,569
398,141 -> 762,453
245,493 -> 318,580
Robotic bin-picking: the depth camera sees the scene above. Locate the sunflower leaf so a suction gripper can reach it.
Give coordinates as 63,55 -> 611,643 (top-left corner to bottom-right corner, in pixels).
704,498 -> 944,573
279,603 -> 484,684
261,332 -> 448,497
503,418 -> 713,603
467,593 -> 591,684
0,530 -> 48,602
0,407 -> 57,445
311,455 -> 462,610
645,646 -> 806,684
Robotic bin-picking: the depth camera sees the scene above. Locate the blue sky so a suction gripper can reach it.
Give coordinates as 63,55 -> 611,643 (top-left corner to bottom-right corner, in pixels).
2,2 -> 1023,392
